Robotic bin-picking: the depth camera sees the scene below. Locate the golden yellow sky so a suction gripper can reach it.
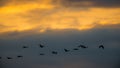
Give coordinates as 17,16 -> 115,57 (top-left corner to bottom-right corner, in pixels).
0,0 -> 120,33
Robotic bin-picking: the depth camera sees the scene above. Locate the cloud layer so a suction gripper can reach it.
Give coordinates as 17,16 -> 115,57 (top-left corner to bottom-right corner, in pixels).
0,25 -> 120,68
61,0 -> 120,8
0,0 -> 120,34
0,1 -> 120,68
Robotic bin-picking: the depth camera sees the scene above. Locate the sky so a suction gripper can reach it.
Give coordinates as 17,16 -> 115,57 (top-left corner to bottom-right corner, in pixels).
0,0 -> 120,68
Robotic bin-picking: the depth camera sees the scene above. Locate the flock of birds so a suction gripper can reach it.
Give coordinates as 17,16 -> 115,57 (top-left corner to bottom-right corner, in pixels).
0,44 -> 104,60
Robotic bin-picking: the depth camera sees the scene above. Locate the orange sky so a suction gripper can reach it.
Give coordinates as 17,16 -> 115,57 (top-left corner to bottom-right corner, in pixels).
0,0 -> 120,33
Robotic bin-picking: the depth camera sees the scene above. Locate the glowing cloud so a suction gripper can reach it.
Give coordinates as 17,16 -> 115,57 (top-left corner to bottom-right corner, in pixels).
0,0 -> 120,34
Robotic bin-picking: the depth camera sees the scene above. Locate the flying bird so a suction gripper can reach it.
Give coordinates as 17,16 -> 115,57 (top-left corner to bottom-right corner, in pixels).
40,53 -> 45,55
73,48 -> 79,50
22,46 -> 28,48
39,44 -> 44,48
7,57 -> 12,59
64,49 -> 70,52
78,45 -> 88,48
99,45 -> 104,49
17,55 -> 23,58
52,51 -> 58,54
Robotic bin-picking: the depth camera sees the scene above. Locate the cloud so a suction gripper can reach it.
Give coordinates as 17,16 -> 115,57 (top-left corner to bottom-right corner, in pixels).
0,23 -> 120,44
0,0 -> 120,34
0,1 -> 120,68
20,8 -> 120,32
61,0 -> 120,8
0,0 -> 10,8
0,0 -> 56,14
0,7 -> 120,33
0,23 -> 120,68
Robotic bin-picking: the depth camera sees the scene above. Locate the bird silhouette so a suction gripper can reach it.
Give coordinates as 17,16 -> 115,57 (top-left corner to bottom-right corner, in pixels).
22,46 -> 28,48
73,48 -> 79,50
99,45 -> 104,49
78,45 -> 88,48
64,49 -> 70,52
39,44 -> 44,48
40,53 -> 45,55
17,55 -> 23,58
7,57 -> 12,59
52,51 -> 58,54
0,57 -> 1,59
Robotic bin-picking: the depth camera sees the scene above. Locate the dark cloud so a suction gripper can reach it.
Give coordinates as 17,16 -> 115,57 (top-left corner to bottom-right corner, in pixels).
0,0 -> 9,7
0,0 -> 36,7
0,24 -> 120,68
1,0 -> 120,8
61,0 -> 120,8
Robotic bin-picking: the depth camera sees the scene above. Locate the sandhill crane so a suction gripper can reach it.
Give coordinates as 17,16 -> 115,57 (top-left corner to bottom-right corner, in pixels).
22,46 -> 28,48
73,48 -> 79,50
78,45 -> 88,48
40,53 -> 45,55
17,55 -> 23,58
64,49 -> 70,52
7,57 -> 12,59
52,51 -> 58,54
99,45 -> 104,49
39,44 -> 44,48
